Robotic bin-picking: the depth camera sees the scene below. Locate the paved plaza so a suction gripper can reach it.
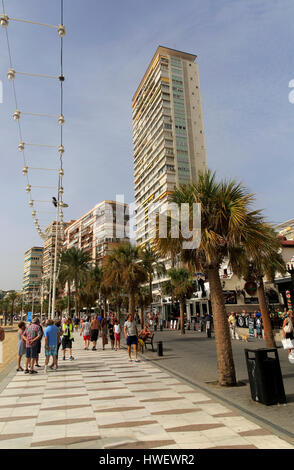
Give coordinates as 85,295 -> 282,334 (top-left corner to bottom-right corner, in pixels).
0,333 -> 292,449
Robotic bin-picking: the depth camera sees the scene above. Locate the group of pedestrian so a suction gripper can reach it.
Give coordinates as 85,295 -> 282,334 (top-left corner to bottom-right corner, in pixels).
17,316 -> 74,373
17,318 -> 43,374
79,315 -> 122,351
16,311 -> 150,372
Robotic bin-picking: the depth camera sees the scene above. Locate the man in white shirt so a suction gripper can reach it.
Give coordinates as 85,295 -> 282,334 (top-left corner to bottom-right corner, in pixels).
124,314 -> 139,363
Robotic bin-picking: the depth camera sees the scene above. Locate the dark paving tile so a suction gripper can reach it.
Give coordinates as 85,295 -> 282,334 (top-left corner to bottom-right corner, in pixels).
0,403 -> 41,409
37,417 -> 96,426
0,433 -> 33,441
125,381 -> 159,385
41,404 -> 91,411
90,395 -> 134,401
31,435 -> 101,447
45,386 -> 85,391
106,439 -> 176,449
95,407 -> 145,413
140,397 -> 184,403
6,385 -> 44,390
0,416 -> 37,422
100,420 -> 158,429
209,445 -> 258,449
212,412 -> 240,418
119,375 -> 151,379
192,400 -> 213,405
0,393 -> 42,398
151,409 -> 201,416
132,388 -> 170,393
87,387 -> 127,392
238,429 -> 273,436
166,423 -> 225,432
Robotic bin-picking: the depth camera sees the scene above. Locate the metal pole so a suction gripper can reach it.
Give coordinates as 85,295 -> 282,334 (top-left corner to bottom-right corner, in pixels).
32,288 -> 35,317
40,282 -> 43,321
48,259 -> 53,318
51,210 -> 60,320
21,293 -> 24,321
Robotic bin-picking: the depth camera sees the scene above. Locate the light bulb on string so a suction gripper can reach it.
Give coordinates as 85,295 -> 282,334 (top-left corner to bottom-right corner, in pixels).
0,14 -> 9,27
7,68 -> 15,80
13,110 -> 21,121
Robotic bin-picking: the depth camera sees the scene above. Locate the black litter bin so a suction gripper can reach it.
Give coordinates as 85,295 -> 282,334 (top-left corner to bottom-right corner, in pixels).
245,348 -> 286,405
157,341 -> 163,356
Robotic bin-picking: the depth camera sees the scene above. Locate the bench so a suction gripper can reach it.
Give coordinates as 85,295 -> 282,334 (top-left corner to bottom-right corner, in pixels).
144,334 -> 155,352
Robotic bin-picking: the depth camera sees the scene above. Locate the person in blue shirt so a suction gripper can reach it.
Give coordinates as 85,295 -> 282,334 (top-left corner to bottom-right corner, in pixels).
44,319 -> 60,373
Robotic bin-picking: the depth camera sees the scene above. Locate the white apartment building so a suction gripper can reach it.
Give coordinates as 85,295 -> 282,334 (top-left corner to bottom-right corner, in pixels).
63,200 -> 129,266
133,46 -> 207,247
22,246 -> 44,300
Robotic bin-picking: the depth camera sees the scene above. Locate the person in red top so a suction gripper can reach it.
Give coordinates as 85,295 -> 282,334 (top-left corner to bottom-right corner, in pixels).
23,318 -> 42,374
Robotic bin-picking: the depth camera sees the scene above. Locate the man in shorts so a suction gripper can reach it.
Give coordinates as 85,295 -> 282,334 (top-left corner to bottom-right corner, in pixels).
62,317 -> 74,360
44,319 -> 60,372
124,314 -> 139,363
23,318 -> 42,374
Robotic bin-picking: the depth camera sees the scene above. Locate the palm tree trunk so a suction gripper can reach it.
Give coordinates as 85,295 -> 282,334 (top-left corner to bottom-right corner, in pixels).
67,282 -> 71,317
140,304 -> 144,328
74,295 -> 78,319
149,275 -> 153,300
208,267 -> 236,386
129,292 -> 135,317
103,298 -> 107,318
74,277 -> 78,319
10,302 -> 14,326
180,300 -> 185,335
257,277 -> 276,348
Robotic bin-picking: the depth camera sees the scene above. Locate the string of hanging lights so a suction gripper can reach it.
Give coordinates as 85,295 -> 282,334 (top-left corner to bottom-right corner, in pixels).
1,0 -> 67,318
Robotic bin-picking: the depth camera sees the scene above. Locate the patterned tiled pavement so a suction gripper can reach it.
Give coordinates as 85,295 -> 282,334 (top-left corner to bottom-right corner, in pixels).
0,334 -> 293,450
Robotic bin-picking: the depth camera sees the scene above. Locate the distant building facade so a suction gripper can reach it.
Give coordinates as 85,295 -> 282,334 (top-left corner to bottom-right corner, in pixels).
63,200 -> 129,266
22,247 -> 44,300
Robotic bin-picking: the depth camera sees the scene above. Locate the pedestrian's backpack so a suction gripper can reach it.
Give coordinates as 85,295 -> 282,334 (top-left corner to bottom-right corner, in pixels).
0,327 -> 5,342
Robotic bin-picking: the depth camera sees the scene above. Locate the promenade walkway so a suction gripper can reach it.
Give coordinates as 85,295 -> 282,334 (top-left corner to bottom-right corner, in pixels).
0,334 -> 293,449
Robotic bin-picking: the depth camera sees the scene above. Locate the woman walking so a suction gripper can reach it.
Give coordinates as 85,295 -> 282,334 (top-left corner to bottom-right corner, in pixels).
17,321 -> 26,371
80,316 -> 91,350
108,318 -> 115,350
90,315 -> 100,351
114,319 -> 121,351
101,318 -> 108,350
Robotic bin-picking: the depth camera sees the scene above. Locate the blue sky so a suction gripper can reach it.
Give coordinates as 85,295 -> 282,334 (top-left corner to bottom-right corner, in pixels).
0,0 -> 294,290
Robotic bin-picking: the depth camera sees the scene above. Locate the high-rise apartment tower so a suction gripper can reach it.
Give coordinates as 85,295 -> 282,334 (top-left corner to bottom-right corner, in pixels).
133,46 -> 207,246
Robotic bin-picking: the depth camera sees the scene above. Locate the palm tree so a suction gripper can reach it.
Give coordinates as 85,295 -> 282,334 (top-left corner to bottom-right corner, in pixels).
108,286 -> 124,323
7,292 -> 18,325
140,244 -> 166,299
59,248 -> 91,318
136,286 -> 153,328
155,170 -> 274,386
104,242 -> 147,317
55,298 -> 67,316
233,232 -> 286,348
100,281 -> 112,318
0,299 -> 9,325
168,268 -> 194,335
